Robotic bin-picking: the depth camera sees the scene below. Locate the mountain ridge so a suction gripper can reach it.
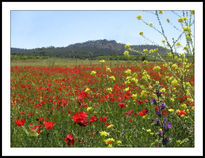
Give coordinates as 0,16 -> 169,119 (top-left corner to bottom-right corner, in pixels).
11,39 -> 169,58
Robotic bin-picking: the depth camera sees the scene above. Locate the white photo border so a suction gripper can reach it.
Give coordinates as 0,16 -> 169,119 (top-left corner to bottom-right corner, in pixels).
2,2 -> 203,156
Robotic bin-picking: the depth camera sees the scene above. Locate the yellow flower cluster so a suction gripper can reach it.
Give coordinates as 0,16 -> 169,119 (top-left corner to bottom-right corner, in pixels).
87,107 -> 93,111
106,87 -> 113,93
124,69 -> 132,75
124,44 -> 130,49
136,14 -> 142,20
160,88 -> 166,92
85,88 -> 90,93
124,87 -> 129,92
124,51 -> 130,57
100,131 -> 108,137
140,90 -> 147,98
172,64 -> 178,69
153,66 -> 161,72
107,124 -> 114,129
132,93 -> 138,100
109,76 -> 116,81
183,45 -> 189,51
176,42 -> 181,46
143,60 -> 148,64
171,78 -> 178,86
143,49 -> 148,53
180,53 -> 185,58
178,18 -> 184,23
183,26 -> 191,32
168,52 -> 173,57
191,10 -> 195,14
99,60 -> 105,63
90,71 -> 97,75
106,67 -> 112,73
104,138 -> 115,144
141,70 -> 150,81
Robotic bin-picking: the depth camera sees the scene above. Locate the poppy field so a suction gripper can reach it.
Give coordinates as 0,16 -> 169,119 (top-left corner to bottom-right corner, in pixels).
11,58 -> 194,147
10,10 -> 196,148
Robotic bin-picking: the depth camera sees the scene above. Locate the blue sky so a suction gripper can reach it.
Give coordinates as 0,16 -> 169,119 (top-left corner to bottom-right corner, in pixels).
11,10 -> 194,51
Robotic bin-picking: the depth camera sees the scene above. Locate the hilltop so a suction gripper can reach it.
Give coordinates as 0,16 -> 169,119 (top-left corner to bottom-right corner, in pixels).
11,39 -> 169,58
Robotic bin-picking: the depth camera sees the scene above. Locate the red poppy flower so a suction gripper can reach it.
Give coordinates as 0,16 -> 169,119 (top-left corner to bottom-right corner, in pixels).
89,132 -> 95,136
138,108 -> 148,116
125,109 -> 133,116
90,115 -> 98,123
118,102 -> 126,108
99,116 -> 107,123
43,121 -> 55,129
176,109 -> 187,116
105,123 -> 111,126
30,125 -> 42,134
144,100 -> 149,103
64,134 -> 75,146
67,110 -> 73,114
137,100 -> 143,104
72,112 -> 88,126
155,106 -> 159,111
14,119 -> 26,126
19,112 -> 25,115
142,108 -> 148,114
162,109 -> 168,116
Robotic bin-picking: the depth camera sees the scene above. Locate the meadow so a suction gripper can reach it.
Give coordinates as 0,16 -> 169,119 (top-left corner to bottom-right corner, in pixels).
10,10 -> 195,148
11,57 -> 194,147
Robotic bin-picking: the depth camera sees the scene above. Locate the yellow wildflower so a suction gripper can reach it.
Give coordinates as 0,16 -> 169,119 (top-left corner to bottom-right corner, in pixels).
106,87 -> 113,93
90,71 -> 97,75
132,93 -> 138,100
87,107 -> 93,111
124,50 -> 129,57
109,76 -> 116,81
176,42 -> 181,46
99,60 -> 105,63
99,131 -> 108,137
136,14 -> 142,20
124,44 -> 130,49
85,88 -> 90,93
153,66 -> 161,72
106,67 -> 111,73
107,124 -> 114,129
178,18 -> 184,23
124,87 -> 129,92
124,69 -> 132,75
183,26 -> 191,32
191,10 -> 195,14
143,60 -> 148,64
143,49 -> 148,53
168,108 -> 174,112
171,78 -> 178,86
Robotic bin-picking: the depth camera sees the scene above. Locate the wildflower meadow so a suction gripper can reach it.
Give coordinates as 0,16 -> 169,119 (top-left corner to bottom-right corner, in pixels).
10,10 -> 195,148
